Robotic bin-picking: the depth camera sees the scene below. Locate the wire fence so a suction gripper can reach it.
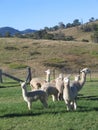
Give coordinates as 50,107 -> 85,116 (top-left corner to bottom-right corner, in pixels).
0,67 -> 98,84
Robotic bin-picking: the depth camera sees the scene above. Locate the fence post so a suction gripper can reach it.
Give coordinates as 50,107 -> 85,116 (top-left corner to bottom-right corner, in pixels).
53,69 -> 55,79
26,67 -> 32,83
0,69 -> 3,83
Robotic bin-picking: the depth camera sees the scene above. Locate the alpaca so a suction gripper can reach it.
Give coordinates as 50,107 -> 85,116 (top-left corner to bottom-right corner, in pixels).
71,68 -> 90,92
63,77 -> 78,111
41,73 -> 64,101
30,69 -> 51,90
42,82 -> 59,102
20,81 -> 48,110
55,73 -> 64,100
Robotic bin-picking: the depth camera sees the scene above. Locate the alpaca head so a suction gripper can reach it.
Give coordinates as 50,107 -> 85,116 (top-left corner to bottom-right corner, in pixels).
80,68 -> 91,74
63,77 -> 70,85
45,69 -> 51,75
58,73 -> 64,80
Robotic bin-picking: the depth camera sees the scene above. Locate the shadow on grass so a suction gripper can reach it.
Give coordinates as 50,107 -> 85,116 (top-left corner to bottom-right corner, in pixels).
0,112 -> 42,118
0,82 -> 19,88
0,105 -> 98,118
0,109 -> 66,118
77,106 -> 98,112
78,95 -> 98,101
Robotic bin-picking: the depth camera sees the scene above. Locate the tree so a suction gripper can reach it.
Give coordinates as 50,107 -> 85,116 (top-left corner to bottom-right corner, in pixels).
44,27 -> 50,31
72,19 -> 81,26
89,17 -> 95,22
52,25 -> 59,31
66,23 -> 73,28
58,22 -> 65,29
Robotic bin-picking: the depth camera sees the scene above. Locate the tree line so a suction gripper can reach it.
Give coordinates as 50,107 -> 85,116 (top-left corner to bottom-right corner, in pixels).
0,17 -> 98,43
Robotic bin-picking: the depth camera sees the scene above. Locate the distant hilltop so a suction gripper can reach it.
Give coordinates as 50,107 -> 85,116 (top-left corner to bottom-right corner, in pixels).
0,27 -> 37,36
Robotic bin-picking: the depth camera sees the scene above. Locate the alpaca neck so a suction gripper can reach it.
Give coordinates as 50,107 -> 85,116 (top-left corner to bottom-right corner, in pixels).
22,87 -> 27,99
64,82 -> 71,96
79,72 -> 86,87
46,73 -> 50,82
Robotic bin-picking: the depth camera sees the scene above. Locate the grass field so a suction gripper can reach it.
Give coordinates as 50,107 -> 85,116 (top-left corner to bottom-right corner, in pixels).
0,23 -> 98,130
0,77 -> 98,130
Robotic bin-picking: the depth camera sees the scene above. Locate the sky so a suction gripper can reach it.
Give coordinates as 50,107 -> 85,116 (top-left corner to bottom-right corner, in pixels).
0,0 -> 98,31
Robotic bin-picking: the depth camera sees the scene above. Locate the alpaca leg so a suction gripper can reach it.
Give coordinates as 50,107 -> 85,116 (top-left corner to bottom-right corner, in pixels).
55,93 -> 59,101
27,102 -> 32,110
40,99 -> 48,108
70,101 -> 77,110
73,101 -> 77,110
52,95 -> 58,102
44,101 -> 48,108
43,99 -> 48,108
58,93 -> 61,101
58,93 -> 63,101
66,103 -> 71,111
52,95 -> 55,102
70,102 -> 74,110
65,100 -> 71,111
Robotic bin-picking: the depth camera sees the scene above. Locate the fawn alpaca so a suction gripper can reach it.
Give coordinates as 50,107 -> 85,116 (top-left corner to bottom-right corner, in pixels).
21,81 -> 48,110
42,83 -> 59,102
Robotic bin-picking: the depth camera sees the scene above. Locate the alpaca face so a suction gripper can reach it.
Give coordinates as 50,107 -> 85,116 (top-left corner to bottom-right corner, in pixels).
58,73 -> 64,80
64,77 -> 69,85
81,68 -> 90,74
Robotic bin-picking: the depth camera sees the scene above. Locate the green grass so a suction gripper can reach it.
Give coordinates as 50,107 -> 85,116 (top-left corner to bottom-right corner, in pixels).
0,78 -> 98,130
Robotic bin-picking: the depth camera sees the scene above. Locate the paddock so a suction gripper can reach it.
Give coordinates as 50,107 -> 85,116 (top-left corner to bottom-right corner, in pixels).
0,73 -> 98,130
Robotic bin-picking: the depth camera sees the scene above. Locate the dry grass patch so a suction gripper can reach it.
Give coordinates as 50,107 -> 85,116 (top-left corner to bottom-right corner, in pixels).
0,38 -> 98,76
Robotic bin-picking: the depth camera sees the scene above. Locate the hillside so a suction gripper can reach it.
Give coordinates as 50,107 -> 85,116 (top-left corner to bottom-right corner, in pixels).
0,37 -> 98,78
0,21 -> 98,77
59,26 -> 92,41
51,20 -> 98,42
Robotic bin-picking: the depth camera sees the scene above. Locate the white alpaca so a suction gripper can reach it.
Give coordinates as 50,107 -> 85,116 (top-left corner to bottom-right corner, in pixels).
21,81 -> 48,110
63,77 -> 77,111
71,68 -> 90,92
55,73 -> 64,100
30,69 -> 51,90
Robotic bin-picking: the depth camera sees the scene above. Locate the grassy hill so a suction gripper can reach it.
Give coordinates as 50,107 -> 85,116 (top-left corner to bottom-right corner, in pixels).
0,21 -> 98,77
52,20 -> 98,42
0,36 -> 98,78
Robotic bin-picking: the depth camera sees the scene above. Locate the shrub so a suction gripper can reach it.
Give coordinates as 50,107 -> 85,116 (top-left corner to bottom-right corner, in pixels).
43,58 -> 67,69
4,46 -> 19,50
82,39 -> 89,42
9,63 -> 28,69
29,51 -> 41,56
